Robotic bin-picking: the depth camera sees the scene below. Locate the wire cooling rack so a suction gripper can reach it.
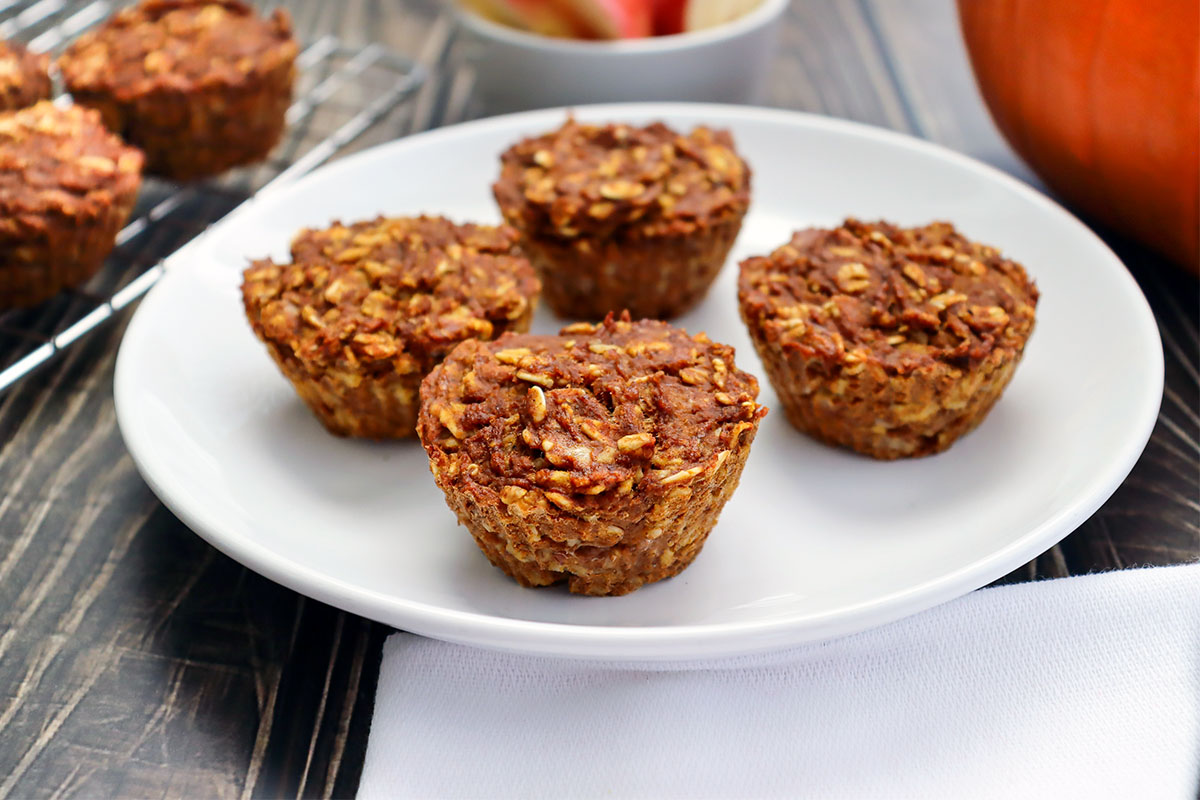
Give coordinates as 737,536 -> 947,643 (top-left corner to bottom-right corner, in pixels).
0,0 -> 442,394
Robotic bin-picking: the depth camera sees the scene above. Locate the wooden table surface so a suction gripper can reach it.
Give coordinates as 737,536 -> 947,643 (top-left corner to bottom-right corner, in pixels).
0,0 -> 1196,796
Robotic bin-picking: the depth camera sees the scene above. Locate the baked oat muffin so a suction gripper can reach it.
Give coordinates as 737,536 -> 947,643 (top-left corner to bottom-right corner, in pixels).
242,216 -> 540,439
58,0 -> 297,180
0,102 -> 143,309
418,314 -> 766,596
493,118 -> 751,320
738,219 -> 1038,459
0,40 -> 50,112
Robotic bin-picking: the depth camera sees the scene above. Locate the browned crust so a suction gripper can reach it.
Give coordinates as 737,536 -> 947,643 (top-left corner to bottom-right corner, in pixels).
0,41 -> 50,112
241,216 -> 541,439
749,328 -> 1021,458
443,433 -> 756,595
516,206 -> 746,321
417,315 -> 766,595
0,102 -> 144,309
58,0 -> 297,180
494,119 -> 751,320
738,219 -> 1037,459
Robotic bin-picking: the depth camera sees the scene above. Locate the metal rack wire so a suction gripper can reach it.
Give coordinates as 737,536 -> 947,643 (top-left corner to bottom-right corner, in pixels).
0,0 -> 431,394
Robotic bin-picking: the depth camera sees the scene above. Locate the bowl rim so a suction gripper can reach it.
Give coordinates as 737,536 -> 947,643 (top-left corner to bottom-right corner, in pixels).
454,0 -> 790,53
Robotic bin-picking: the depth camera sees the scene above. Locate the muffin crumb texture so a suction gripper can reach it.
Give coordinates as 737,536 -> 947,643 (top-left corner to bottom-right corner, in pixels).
0,40 -> 50,112
419,314 -> 766,596
738,218 -> 1038,459
494,118 -> 751,320
0,101 -> 143,309
242,215 -> 539,439
59,0 -> 297,180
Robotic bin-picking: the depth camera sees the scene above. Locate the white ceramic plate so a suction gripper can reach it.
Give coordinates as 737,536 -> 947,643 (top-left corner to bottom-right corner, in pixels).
114,103 -> 1163,660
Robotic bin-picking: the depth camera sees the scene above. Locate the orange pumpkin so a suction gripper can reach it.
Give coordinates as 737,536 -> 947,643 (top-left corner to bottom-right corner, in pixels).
958,0 -> 1199,271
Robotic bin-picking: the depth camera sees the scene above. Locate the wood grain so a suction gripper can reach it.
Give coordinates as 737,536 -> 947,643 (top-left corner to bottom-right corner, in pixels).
0,0 -> 1194,797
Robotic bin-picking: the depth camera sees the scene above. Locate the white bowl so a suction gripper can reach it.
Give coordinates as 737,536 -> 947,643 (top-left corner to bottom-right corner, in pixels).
454,0 -> 789,113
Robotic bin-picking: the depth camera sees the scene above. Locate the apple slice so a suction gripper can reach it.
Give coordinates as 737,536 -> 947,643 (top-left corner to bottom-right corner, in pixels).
652,0 -> 688,35
461,0 -> 590,37
557,0 -> 654,38
684,0 -> 762,31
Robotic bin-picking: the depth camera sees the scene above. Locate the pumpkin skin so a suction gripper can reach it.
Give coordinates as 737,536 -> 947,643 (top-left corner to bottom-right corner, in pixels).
958,0 -> 1199,272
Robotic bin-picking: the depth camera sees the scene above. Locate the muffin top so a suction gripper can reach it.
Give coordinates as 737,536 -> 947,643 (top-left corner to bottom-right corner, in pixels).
0,102 -> 143,221
0,41 -> 51,112
493,119 -> 751,241
242,216 -> 540,376
58,0 -> 296,98
419,314 -> 765,522
738,219 -> 1039,373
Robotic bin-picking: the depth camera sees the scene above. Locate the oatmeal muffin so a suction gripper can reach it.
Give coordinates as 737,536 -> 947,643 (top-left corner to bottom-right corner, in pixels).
738,219 -> 1038,459
493,118 -> 751,320
0,102 -> 143,309
418,314 -> 766,596
242,216 -> 540,439
58,0 -> 297,180
0,40 -> 50,112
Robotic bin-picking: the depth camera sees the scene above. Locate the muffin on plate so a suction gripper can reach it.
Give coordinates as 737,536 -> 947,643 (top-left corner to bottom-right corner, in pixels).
0,40 -> 51,112
0,102 -> 144,309
58,0 -> 297,180
738,218 -> 1038,459
242,216 -> 541,439
493,118 -> 751,320
417,313 -> 766,596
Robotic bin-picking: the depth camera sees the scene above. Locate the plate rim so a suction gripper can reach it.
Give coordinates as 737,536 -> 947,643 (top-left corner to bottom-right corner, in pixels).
114,101 -> 1165,660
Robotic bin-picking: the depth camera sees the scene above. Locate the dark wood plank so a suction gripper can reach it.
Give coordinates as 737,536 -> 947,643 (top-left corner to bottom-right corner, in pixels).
759,0 -> 914,128
864,0 -> 1041,183
0,2 -> 441,797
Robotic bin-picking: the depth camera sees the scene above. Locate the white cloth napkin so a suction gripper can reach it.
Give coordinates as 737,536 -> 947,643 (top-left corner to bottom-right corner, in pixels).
359,564 -> 1200,799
